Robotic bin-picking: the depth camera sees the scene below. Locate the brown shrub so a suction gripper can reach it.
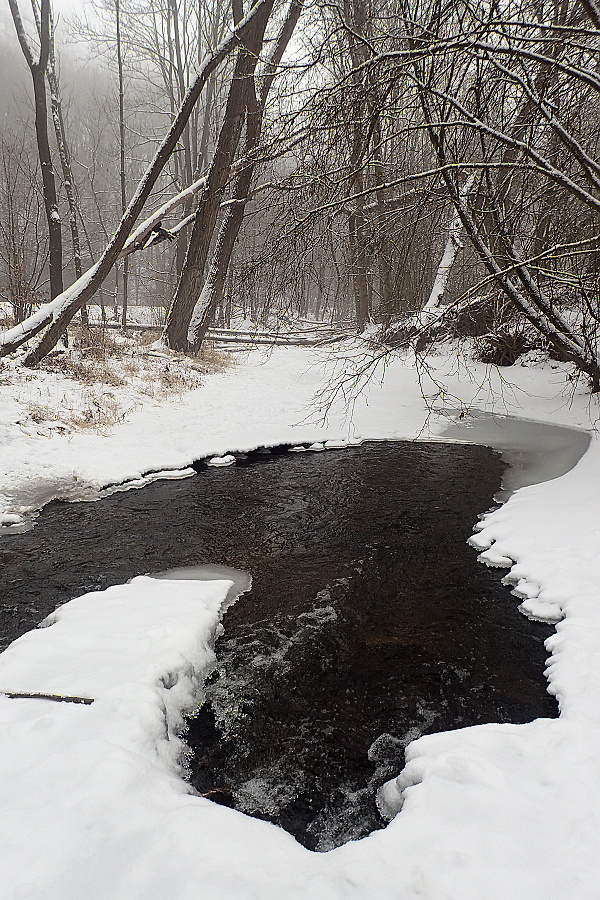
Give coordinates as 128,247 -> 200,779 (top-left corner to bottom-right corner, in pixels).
38,354 -> 125,387
192,346 -> 232,372
445,294 -> 516,338
473,328 -> 536,366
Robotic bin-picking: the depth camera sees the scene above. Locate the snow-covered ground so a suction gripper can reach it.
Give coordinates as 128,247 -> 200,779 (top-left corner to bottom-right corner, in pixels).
1,342 -> 599,898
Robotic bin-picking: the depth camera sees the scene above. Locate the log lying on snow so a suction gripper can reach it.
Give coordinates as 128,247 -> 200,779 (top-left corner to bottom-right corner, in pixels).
0,690 -> 94,705
71,323 -> 354,345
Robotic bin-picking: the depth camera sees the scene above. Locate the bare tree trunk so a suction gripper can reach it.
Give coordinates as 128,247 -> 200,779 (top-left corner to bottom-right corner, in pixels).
9,0 -> 63,302
116,0 -> 129,328
38,8 -> 87,328
343,0 -> 372,332
187,0 -> 303,352
348,184 -> 370,331
422,174 -> 476,319
164,0 -> 276,352
168,0 -> 194,280
419,86 -> 600,390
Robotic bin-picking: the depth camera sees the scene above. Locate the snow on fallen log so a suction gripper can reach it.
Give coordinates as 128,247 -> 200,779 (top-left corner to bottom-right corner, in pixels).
0,261 -> 101,351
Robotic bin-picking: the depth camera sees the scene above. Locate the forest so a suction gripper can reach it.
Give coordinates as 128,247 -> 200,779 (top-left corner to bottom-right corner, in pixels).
1,0 -> 599,386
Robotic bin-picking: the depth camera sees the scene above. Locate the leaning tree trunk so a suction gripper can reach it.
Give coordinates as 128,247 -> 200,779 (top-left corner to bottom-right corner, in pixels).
420,87 -> 600,390
187,0 -> 304,352
163,0 -> 276,352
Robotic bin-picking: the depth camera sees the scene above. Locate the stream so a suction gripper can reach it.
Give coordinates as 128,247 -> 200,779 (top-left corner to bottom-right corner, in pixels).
0,440 -> 558,850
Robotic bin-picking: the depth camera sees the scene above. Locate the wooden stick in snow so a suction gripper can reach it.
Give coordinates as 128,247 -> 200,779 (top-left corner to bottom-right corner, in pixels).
0,691 -> 94,705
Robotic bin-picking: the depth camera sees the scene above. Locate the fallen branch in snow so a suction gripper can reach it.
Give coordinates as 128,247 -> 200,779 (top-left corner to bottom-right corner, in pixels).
0,690 -> 94,705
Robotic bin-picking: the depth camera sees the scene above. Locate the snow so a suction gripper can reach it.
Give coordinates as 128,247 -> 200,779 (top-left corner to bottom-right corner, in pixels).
206,453 -> 237,467
1,342 -> 600,898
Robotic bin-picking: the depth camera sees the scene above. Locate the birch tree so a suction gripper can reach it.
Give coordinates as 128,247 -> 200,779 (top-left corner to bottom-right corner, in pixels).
421,174 -> 475,321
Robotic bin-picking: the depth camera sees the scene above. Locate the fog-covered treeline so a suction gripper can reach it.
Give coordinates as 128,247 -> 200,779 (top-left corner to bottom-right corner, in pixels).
1,0 -> 600,385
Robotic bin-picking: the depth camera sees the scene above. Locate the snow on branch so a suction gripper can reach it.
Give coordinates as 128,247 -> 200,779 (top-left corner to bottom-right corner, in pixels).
0,177 -> 205,350
118,177 -> 206,258
0,262 -> 101,351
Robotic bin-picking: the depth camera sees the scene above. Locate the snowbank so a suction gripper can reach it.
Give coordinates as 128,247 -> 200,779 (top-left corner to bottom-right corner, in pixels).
1,343 -> 600,898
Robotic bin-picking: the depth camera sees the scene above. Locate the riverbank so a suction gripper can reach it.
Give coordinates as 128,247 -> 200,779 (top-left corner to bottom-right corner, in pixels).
1,342 -> 599,899
0,341 -> 594,528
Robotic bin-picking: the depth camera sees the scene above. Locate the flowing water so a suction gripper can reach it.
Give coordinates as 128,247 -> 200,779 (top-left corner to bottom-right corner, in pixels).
0,441 -> 557,850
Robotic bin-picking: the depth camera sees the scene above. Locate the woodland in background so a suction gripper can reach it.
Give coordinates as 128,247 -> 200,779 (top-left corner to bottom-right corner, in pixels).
1,0 -> 600,387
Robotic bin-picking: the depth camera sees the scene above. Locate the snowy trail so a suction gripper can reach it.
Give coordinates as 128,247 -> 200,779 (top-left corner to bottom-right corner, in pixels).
1,345 -> 600,898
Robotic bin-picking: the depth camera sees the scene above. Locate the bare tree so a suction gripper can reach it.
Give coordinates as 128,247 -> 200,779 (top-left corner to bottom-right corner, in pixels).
9,0 -> 63,301
34,6 -> 90,326
186,0 -> 304,352
115,0 -> 129,326
0,131 -> 48,323
164,0 -> 277,351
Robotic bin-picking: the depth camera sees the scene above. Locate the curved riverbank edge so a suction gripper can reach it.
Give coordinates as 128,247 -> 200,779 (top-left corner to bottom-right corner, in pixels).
0,407 -> 591,534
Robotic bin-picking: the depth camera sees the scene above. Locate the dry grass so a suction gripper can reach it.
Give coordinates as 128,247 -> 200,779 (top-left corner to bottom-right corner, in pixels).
0,359 -> 11,386
26,402 -> 61,425
192,345 -> 232,373
38,354 -> 126,387
26,391 -> 135,434
70,325 -> 123,356
134,328 -> 164,348
22,325 -> 233,433
68,391 -> 133,432
140,363 -> 202,400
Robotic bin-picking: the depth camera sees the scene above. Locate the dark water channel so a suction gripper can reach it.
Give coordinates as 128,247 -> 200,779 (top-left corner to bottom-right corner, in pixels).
0,442 -> 556,851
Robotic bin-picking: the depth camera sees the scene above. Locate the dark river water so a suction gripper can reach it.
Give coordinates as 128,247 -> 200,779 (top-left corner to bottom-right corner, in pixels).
0,442 -> 556,850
